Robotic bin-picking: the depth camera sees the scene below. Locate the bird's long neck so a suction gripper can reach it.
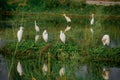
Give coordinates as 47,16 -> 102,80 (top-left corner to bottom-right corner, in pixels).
92,15 -> 94,19
60,31 -> 63,34
65,15 -> 68,19
64,14 -> 67,18
35,21 -> 37,26
20,27 -> 23,31
43,30 -> 46,35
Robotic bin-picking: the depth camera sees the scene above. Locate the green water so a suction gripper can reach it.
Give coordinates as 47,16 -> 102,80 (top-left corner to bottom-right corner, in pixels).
0,5 -> 120,80
1,18 -> 120,80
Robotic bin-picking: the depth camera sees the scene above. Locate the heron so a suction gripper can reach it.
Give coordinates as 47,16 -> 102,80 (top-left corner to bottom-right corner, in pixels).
17,61 -> 23,76
64,25 -> 71,32
90,14 -> 94,25
35,34 -> 39,43
42,30 -> 48,42
17,26 -> 23,42
60,30 -> 66,44
102,34 -> 110,46
42,64 -> 48,75
63,14 -> 71,23
59,67 -> 65,77
90,27 -> 94,34
35,20 -> 40,33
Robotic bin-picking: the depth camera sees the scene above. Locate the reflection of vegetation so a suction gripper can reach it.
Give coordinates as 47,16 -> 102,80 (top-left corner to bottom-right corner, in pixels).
0,0 -> 120,80
1,40 -> 120,79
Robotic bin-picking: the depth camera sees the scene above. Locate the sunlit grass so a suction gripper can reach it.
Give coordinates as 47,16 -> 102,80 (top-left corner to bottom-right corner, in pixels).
1,19 -> 120,79
0,3 -> 120,80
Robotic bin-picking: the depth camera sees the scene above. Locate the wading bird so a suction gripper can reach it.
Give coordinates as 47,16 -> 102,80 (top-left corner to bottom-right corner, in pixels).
59,67 -> 65,77
102,68 -> 109,80
60,30 -> 66,44
63,14 -> 71,23
90,27 -> 93,34
42,64 -> 48,75
64,25 -> 71,32
42,30 -> 48,42
35,34 -> 39,43
17,26 -> 23,42
90,14 -> 94,25
35,20 -> 40,33
102,34 -> 110,46
17,61 -> 23,76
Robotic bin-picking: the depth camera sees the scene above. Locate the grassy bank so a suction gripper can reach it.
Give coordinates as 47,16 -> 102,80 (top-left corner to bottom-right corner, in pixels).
0,1 -> 120,80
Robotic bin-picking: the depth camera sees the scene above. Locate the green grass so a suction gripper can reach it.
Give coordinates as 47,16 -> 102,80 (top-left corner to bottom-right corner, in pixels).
0,2 -> 120,80
1,25 -> 120,80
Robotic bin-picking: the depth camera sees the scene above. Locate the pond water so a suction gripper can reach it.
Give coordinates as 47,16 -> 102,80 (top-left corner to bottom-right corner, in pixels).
0,25 -> 120,80
0,54 -> 12,80
74,65 -> 120,80
1,55 -> 120,80
0,38 -> 5,48
0,13 -> 120,80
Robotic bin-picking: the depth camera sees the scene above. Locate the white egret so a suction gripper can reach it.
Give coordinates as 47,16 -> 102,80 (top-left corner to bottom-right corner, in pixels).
17,61 -> 23,76
90,14 -> 94,25
42,30 -> 48,42
63,14 -> 71,23
102,34 -> 110,46
35,34 -> 39,43
42,64 -> 48,75
60,30 -> 66,44
102,68 -> 109,80
35,20 -> 40,33
17,26 -> 23,42
64,25 -> 71,32
59,67 -> 65,77
90,27 -> 93,34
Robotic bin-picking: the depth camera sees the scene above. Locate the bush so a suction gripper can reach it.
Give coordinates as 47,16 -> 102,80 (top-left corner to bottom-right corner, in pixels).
28,0 -> 85,9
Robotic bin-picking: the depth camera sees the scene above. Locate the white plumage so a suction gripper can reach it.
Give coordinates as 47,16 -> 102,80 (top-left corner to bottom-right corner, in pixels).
63,14 -> 71,23
102,34 -> 110,46
42,64 -> 48,75
35,34 -> 39,43
60,30 -> 66,44
35,20 -> 40,33
17,61 -> 23,76
90,27 -> 93,34
90,14 -> 94,25
102,68 -> 109,80
59,67 -> 65,77
64,25 -> 71,32
17,26 -> 23,42
42,30 -> 48,42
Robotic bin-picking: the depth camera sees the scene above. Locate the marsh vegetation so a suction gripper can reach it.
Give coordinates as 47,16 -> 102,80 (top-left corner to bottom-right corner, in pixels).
0,0 -> 120,80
